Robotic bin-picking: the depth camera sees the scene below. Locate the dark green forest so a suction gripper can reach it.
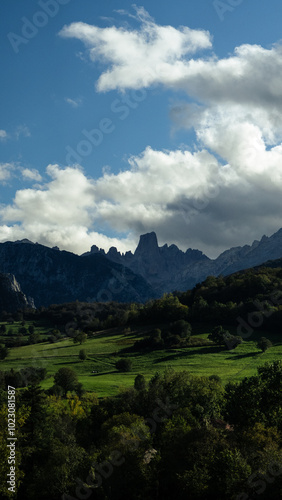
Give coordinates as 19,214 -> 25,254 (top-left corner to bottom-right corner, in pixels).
3,264 -> 282,348
1,264 -> 282,499
1,364 -> 282,499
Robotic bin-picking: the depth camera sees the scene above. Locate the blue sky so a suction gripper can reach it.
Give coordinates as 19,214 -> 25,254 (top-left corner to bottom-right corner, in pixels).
1,0 -> 282,257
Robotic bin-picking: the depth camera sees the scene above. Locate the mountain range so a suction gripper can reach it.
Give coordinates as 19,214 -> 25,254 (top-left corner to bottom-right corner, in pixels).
1,228 -> 282,310
85,228 -> 282,294
0,240 -> 156,308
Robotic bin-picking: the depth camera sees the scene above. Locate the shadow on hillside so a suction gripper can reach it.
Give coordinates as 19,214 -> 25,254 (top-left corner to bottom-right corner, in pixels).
41,345 -> 74,353
120,345 -> 140,354
53,360 -> 81,365
91,370 -> 116,376
121,344 -> 222,356
93,328 -> 142,339
153,346 -> 221,364
226,352 -> 260,360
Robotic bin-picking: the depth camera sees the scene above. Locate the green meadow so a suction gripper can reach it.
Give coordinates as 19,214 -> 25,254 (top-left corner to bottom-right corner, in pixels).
1,322 -> 282,397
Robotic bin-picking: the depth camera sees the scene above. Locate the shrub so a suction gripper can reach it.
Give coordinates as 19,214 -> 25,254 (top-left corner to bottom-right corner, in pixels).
0,324 -> 6,334
209,374 -> 222,384
169,320 -> 192,339
18,326 -> 27,335
53,367 -> 79,397
257,337 -> 272,352
79,349 -> 87,361
0,344 -> 8,360
134,374 -> 146,391
115,358 -> 133,372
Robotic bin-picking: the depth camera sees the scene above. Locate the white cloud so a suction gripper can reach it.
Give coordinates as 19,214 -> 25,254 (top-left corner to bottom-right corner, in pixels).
114,6 -> 155,23
0,164 -> 136,255
1,144 -> 282,258
92,145 -> 282,256
58,9 -> 282,255
0,130 -> 8,141
59,11 -> 282,139
65,97 -> 83,108
0,126 -> 31,142
0,163 -> 15,182
2,10 -> 282,257
59,7 -> 212,92
15,125 -> 31,140
21,168 -> 42,182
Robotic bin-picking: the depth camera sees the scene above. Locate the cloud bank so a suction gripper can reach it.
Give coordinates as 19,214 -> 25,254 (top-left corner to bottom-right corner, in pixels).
2,8 -> 282,258
1,141 -> 282,257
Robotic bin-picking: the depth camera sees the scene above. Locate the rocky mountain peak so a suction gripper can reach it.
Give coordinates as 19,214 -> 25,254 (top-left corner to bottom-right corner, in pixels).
108,246 -> 119,257
90,244 -> 105,255
15,239 -> 34,244
91,245 -> 100,253
135,232 -> 159,256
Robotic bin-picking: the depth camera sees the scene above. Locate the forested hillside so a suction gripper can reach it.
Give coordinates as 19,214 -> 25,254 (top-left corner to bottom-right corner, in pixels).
1,264 -> 282,498
1,365 -> 282,499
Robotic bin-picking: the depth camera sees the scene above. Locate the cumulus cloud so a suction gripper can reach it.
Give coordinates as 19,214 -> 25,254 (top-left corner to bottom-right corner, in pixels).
59,10 -> 282,138
59,7 -> 212,92
2,9 -> 282,257
59,16 -> 282,114
1,145 -> 282,257
21,168 -> 42,182
92,146 -> 282,256
0,164 -> 136,255
57,9 -> 282,255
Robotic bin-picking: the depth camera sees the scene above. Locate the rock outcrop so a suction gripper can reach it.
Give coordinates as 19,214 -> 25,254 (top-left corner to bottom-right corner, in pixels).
0,273 -> 33,313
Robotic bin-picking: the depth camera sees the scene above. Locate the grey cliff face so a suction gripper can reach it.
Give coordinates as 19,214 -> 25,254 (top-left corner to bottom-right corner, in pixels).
0,273 -> 33,313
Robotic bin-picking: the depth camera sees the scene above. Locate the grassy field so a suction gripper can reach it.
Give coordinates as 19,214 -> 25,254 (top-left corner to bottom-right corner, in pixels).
1,322 -> 282,397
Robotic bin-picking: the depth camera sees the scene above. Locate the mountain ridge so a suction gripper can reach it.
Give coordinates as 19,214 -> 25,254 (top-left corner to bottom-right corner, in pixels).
1,227 -> 282,308
0,241 -> 156,307
83,228 -> 282,293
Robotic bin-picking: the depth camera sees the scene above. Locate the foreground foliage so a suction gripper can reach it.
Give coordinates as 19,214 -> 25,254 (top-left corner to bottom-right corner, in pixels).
0,363 -> 282,499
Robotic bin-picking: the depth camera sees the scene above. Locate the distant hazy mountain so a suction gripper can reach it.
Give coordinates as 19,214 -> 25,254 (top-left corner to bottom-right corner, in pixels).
0,273 -> 33,313
86,228 -> 282,294
0,240 -> 156,307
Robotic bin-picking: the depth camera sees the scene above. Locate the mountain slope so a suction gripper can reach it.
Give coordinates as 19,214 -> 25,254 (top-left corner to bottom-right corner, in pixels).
88,228 -> 282,293
1,227 -> 282,309
0,273 -> 33,313
84,231 -> 209,294
0,241 -> 156,307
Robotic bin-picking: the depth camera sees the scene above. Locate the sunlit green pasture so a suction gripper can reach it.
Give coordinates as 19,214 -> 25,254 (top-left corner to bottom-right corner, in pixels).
1,323 -> 282,397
